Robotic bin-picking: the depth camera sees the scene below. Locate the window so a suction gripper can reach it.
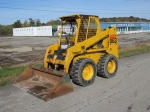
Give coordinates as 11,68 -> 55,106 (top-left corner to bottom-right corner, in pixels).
89,18 -> 97,29
128,27 -> 141,31
78,18 -> 88,42
87,18 -> 97,39
117,27 -> 127,32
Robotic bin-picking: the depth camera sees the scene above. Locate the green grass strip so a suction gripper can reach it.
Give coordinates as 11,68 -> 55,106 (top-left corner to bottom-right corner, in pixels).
0,63 -> 43,86
0,66 -> 26,86
119,45 -> 150,58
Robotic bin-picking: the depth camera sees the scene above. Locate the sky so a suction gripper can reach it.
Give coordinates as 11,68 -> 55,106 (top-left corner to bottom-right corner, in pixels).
0,0 -> 150,25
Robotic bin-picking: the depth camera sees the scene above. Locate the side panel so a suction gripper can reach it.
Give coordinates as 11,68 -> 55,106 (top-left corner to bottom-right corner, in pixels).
44,43 -> 59,68
106,27 -> 119,58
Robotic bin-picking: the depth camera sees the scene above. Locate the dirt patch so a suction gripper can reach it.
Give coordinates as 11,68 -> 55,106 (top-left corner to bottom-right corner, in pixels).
119,39 -> 150,50
0,45 -> 13,49
0,46 -> 33,53
0,51 -> 17,54
0,50 -> 45,67
119,38 -> 140,41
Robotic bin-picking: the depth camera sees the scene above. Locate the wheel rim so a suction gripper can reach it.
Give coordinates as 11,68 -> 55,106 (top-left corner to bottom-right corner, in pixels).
82,64 -> 94,81
107,59 -> 116,74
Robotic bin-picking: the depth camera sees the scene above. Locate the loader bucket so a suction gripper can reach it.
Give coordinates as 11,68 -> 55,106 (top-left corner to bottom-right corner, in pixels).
13,66 -> 74,101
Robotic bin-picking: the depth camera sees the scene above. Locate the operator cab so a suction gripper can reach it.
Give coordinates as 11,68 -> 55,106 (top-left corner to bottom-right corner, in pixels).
48,18 -> 77,61
48,14 -> 99,61
60,19 -> 77,49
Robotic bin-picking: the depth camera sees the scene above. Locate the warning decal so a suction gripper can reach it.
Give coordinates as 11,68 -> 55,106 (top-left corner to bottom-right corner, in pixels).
110,34 -> 117,45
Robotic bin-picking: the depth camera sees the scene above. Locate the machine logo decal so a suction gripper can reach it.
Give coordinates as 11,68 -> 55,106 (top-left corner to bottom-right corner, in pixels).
110,34 -> 117,45
73,51 -> 81,55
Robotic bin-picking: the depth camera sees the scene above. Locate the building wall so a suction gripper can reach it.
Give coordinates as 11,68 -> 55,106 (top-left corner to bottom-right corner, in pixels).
13,26 -> 52,36
13,22 -> 150,36
100,22 -> 150,33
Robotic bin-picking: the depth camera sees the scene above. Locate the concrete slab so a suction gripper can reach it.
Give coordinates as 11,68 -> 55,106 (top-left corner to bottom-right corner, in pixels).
0,52 -> 150,112
0,46 -> 32,52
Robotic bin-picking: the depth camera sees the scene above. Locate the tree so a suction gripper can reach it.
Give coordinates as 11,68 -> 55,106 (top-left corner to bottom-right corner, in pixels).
100,16 -> 150,22
55,19 -> 61,25
46,20 -> 55,25
129,16 -> 134,22
13,20 -> 22,28
22,20 -> 30,27
0,25 -> 13,36
41,23 -> 46,26
46,19 -> 61,26
35,19 -> 41,26
29,18 -> 35,27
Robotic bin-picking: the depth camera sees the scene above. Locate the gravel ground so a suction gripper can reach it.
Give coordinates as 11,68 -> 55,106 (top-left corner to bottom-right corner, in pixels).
0,32 -> 150,67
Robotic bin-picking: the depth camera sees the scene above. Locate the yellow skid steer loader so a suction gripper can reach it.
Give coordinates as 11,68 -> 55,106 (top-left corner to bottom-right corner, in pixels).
14,14 -> 118,101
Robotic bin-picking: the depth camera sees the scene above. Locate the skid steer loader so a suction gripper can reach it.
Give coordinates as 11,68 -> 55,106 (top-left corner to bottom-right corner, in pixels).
14,14 -> 118,101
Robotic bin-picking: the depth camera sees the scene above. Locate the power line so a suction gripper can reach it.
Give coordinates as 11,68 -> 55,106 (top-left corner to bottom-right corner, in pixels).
0,17 -> 50,20
0,7 -> 150,14
125,0 -> 150,1
0,17 -> 26,19
0,3 -> 150,11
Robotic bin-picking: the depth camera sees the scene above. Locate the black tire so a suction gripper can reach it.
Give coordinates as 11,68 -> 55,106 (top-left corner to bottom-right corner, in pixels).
97,54 -> 118,78
71,58 -> 97,86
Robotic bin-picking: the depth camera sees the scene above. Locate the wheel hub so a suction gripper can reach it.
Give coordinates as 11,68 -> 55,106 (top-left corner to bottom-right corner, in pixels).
82,64 -> 94,81
107,59 -> 116,74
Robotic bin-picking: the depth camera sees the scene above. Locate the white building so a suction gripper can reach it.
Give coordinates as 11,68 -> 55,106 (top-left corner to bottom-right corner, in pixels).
13,26 -> 52,36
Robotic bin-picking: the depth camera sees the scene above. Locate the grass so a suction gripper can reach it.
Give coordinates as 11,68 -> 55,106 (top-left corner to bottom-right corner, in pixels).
0,45 -> 150,86
0,63 -> 43,86
0,66 -> 26,86
119,45 -> 150,58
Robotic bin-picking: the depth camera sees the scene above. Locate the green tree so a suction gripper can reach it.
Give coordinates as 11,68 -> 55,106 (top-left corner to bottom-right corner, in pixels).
35,19 -> 41,26
29,18 -> 35,27
100,16 -> 150,22
129,16 -> 134,22
55,19 -> 61,25
46,19 -> 61,26
46,20 -> 55,25
22,20 -> 30,27
13,20 -> 22,28
0,25 -> 13,36
41,23 -> 46,26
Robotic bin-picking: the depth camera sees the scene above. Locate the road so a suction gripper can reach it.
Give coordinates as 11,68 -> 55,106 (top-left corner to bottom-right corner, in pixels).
0,52 -> 150,112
